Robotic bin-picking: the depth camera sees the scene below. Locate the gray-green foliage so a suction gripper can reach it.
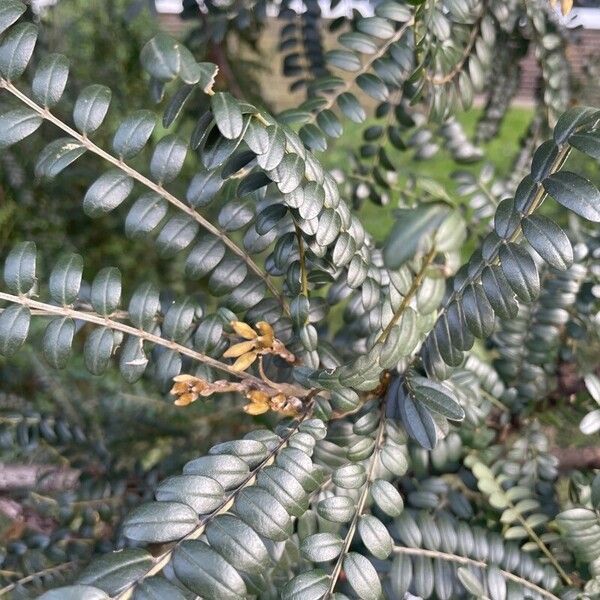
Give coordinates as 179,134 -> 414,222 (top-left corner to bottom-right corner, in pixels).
1,0 -> 600,598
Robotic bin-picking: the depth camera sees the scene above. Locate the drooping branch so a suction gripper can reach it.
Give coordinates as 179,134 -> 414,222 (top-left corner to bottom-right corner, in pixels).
0,78 -> 287,314
392,546 -> 561,600
114,408 -> 313,600
0,291 -> 270,387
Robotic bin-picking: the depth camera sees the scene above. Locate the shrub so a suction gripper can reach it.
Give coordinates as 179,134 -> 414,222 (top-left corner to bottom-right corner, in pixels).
1,0 -> 600,598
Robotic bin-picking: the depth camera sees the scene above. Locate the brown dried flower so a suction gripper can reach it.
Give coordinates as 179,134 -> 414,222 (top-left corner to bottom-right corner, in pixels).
224,320 -> 295,371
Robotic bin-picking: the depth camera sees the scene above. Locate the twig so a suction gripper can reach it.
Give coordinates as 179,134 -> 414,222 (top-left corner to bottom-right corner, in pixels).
392,546 -> 561,600
114,408 -> 314,599
325,399 -> 387,597
0,79 -> 287,314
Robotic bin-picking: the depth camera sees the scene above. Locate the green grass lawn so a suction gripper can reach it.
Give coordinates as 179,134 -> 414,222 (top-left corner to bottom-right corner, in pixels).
324,107 -> 534,241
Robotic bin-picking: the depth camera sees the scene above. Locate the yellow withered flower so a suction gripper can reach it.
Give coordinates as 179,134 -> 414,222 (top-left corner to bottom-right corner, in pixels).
170,374 -> 208,406
231,320 -> 257,339
224,320 -> 294,372
243,390 -> 270,415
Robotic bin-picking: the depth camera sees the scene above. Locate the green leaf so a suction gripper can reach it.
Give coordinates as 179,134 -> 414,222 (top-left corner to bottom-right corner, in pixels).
0,108 -> 43,149
543,171 -> 600,222
150,134 -> 187,184
580,409 -> 600,435
521,214 -> 573,270
211,92 -> 244,140
300,533 -> 343,562
163,83 -> 194,128
0,1 -> 26,37
208,257 -> 247,295
332,463 -> 366,489
317,110 -> 342,138
39,586 -> 109,600
84,327 -> 114,375
112,110 -> 156,158
205,514 -> 271,575
300,123 -> 327,152
585,373 -> 600,404
173,540 -> 247,600
317,495 -> 355,523
457,567 -> 484,596
132,578 -> 187,600
156,216 -> 199,258
462,283 -> 495,339
162,297 -> 196,342
183,454 -> 249,489
140,33 -> 202,84
499,243 -> 539,303
554,106 -> 599,144
399,381 -> 437,450
257,466 -> 309,517
122,501 -> 199,543
125,193 -> 168,239
371,479 -> 404,517
186,169 -> 223,207
338,92 -> 366,123
32,53 -> 69,107
569,131 -> 600,160
358,514 -> 393,559
281,570 -> 330,600
119,336 -> 147,383
0,22 -> 37,80
343,552 -> 383,600
357,73 -> 388,101
375,1 -> 411,21
383,204 -> 449,269
234,487 -> 292,541
270,153 -> 304,194
36,138 -> 87,179
327,49 -> 361,72
339,32 -> 378,53
276,447 -> 324,492
91,267 -> 121,316
410,376 -> 464,420
73,84 -> 111,134
0,304 -> 30,357
358,16 -> 395,38
83,170 -> 134,218
256,124 -> 286,170
185,235 -> 225,279
481,265 -> 518,320
43,317 -> 75,369
4,241 -> 36,295
76,548 -> 153,596
128,282 -> 160,330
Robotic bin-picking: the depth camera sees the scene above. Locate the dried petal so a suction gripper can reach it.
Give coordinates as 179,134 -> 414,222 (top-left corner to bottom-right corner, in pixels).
231,321 -> 257,340
248,390 -> 270,403
232,351 -> 258,371
224,339 -> 257,358
256,321 -> 274,337
244,401 -> 270,415
174,392 -> 197,406
173,374 -> 198,383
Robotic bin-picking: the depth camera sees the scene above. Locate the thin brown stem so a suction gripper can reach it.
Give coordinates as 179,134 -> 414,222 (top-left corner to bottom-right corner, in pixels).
0,291 -> 266,386
376,246 -> 437,345
0,561 -> 78,596
294,222 -> 309,297
0,79 -> 287,314
325,400 -> 386,597
391,546 -> 561,600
